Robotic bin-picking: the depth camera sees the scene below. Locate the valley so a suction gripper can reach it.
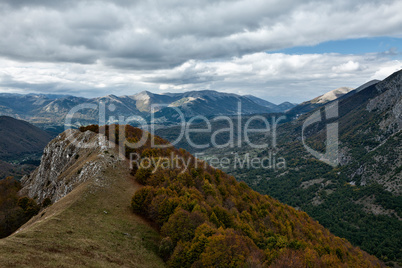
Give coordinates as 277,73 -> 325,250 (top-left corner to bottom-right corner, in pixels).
0,70 -> 400,265
0,125 -> 386,267
1,1 -> 401,266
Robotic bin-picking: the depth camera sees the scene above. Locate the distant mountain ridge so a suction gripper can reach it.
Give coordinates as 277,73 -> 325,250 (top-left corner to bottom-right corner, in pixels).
287,86 -> 356,115
0,90 -> 289,126
244,95 -> 296,112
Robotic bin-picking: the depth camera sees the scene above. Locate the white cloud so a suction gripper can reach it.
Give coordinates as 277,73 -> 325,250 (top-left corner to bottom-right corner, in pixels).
0,0 -> 402,68
1,52 -> 401,103
370,61 -> 402,80
332,61 -> 361,73
0,0 -> 401,103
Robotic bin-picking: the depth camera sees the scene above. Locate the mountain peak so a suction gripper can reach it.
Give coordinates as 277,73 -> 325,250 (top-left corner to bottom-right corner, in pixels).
135,90 -> 153,97
315,87 -> 354,104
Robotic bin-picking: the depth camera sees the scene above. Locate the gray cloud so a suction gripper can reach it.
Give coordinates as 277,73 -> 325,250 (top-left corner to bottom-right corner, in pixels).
1,0 -> 402,69
2,51 -> 400,103
0,0 -> 402,103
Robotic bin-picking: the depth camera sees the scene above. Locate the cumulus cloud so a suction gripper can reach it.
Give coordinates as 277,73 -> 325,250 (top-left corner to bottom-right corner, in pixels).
1,0 -> 402,68
1,52 -> 401,103
0,0 -> 401,102
332,61 -> 361,73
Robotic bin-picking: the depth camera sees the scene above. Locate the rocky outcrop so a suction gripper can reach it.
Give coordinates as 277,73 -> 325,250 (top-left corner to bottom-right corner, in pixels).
340,70 -> 402,194
367,70 -> 402,133
20,129 -> 123,204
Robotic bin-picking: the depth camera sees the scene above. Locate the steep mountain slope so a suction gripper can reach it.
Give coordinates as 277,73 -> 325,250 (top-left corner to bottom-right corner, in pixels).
0,94 -> 53,119
34,95 -> 144,127
354,80 -> 381,92
201,70 -> 402,263
314,87 -> 353,104
35,96 -> 90,123
129,91 -> 178,112
0,126 -> 384,267
0,116 -> 52,160
288,86 -> 355,115
0,116 -> 53,179
92,94 -> 143,116
153,91 -> 273,123
0,129 -> 164,267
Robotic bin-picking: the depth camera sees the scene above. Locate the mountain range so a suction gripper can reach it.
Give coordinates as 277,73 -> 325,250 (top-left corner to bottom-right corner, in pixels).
0,90 -> 296,127
0,71 -> 400,266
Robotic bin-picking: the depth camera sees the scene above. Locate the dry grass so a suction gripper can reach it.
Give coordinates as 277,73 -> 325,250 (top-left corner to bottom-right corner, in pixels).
0,153 -> 165,267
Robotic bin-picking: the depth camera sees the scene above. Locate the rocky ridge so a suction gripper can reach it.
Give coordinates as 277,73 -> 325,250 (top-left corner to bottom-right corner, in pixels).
367,70 -> 402,133
20,129 -> 123,204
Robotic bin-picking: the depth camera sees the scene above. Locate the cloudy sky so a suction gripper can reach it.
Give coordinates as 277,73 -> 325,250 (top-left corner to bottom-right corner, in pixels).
0,0 -> 401,103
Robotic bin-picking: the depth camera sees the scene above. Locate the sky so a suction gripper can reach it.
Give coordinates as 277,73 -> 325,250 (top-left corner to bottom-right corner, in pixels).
0,0 -> 402,104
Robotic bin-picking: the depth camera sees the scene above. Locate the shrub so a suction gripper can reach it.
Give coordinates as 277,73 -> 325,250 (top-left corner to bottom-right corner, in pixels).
211,205 -> 234,229
135,168 -> 152,185
159,237 -> 174,261
17,196 -> 39,217
42,197 -> 52,208
194,223 -> 217,238
161,209 -> 196,245
150,195 -> 179,225
131,186 -> 155,215
199,229 -> 264,267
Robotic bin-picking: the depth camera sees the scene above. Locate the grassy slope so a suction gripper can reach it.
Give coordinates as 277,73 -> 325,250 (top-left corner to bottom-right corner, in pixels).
0,156 -> 165,267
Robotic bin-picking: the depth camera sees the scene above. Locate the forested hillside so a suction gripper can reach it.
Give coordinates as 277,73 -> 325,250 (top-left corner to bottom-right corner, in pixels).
200,70 -> 402,264
0,177 -> 39,238
80,125 -> 383,267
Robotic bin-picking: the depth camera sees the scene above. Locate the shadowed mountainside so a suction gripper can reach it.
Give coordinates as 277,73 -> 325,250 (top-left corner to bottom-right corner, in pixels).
0,116 -> 52,160
200,69 -> 402,263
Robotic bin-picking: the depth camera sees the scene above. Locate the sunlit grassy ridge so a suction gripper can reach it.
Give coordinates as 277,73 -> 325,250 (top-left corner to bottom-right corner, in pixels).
0,130 -> 164,267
